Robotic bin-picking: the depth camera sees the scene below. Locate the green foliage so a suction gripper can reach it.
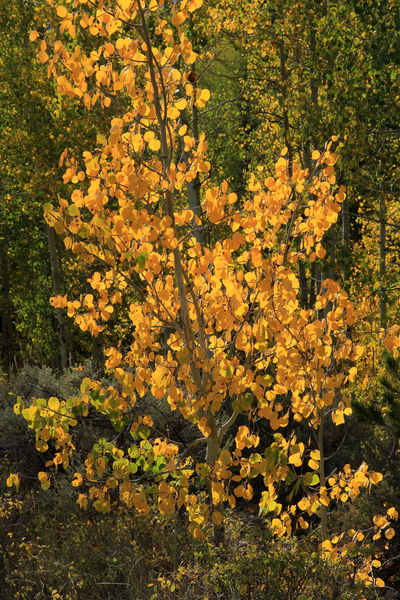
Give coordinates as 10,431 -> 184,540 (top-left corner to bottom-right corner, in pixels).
352,351 -> 400,483
148,522 -> 376,600
0,493 -> 377,600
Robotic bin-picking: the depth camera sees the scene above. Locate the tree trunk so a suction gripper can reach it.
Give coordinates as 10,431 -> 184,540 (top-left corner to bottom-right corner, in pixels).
298,260 -> 309,308
0,243 -> 14,372
317,412 -> 328,541
341,195 -> 350,271
182,99 -> 204,244
47,224 -> 72,369
278,39 -> 293,170
205,422 -> 225,545
379,196 -> 387,330
92,331 -> 104,376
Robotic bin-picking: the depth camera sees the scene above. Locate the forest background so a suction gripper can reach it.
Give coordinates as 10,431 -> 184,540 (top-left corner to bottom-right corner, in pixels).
1,0 -> 400,598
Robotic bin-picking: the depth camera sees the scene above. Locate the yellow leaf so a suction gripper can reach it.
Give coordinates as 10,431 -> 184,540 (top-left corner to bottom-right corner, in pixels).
373,515 -> 388,528
77,494 -> 88,510
38,471 -> 48,483
175,98 -> 187,111
370,472 -> 383,485
56,5 -> 68,18
298,497 -> 311,511
38,472 -> 50,490
152,364 -> 168,388
372,559 -> 381,568
104,43 -> 114,55
384,334 -> 400,352
37,51 -> 49,64
332,410 -> 345,425
312,150 -> 320,160
195,88 -> 211,108
375,578 -> 385,588
385,527 -> 395,540
320,494 -> 330,507
298,516 -> 309,529
48,397 -> 60,412
148,138 -> 161,152
6,473 -> 20,491
72,473 -> 83,487
308,459 -> 319,470
172,11 -> 187,26
187,0 -> 204,12
29,30 -> 39,41
288,452 -> 302,467
198,417 -> 211,437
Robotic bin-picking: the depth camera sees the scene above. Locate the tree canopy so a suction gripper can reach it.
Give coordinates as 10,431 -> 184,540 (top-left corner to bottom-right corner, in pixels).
1,1 -> 400,598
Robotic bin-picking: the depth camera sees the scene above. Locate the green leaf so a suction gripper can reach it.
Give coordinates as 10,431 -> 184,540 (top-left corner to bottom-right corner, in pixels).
128,445 -> 139,458
136,252 -> 149,268
303,473 -> 320,486
68,204 -> 79,216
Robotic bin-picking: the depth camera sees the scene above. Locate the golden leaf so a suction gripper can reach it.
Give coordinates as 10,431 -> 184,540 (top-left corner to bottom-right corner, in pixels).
56,5 -> 68,18
72,473 -> 83,487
